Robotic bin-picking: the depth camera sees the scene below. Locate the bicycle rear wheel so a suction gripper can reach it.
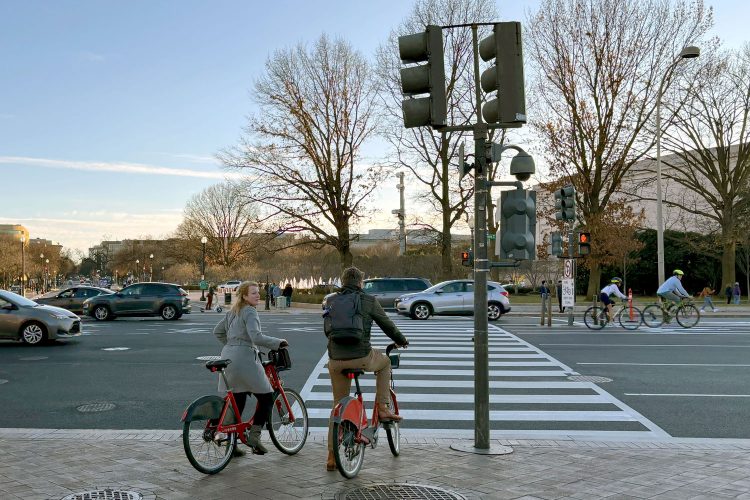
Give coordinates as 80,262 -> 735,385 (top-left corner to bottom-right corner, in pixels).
268,388 -> 308,455
384,392 -> 400,456
617,305 -> 643,330
583,306 -> 607,330
182,417 -> 237,474
676,303 -> 700,328
333,420 -> 365,479
642,305 -> 665,328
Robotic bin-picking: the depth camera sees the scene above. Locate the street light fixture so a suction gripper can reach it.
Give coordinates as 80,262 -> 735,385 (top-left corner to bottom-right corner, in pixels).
20,236 -> 26,297
655,45 -> 700,287
135,259 -> 140,283
45,258 -> 49,293
200,237 -> 208,301
39,253 -> 44,293
149,253 -> 154,282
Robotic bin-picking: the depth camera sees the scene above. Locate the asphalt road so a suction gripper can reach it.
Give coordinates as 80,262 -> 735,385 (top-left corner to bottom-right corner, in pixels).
0,308 -> 748,439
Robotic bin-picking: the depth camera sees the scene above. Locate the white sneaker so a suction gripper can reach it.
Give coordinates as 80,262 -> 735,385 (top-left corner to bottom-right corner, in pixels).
713,308 -> 720,312
699,308 -> 705,312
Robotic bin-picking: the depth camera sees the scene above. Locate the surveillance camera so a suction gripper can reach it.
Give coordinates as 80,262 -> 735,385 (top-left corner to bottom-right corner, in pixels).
510,153 -> 535,182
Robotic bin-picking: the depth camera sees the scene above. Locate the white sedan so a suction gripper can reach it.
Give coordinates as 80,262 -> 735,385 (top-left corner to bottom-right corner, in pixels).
217,280 -> 242,293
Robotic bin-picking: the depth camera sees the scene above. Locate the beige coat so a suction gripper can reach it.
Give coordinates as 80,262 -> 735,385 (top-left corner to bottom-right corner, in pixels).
213,305 -> 282,394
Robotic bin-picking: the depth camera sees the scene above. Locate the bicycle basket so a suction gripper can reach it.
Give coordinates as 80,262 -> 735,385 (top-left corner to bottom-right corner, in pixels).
270,347 -> 292,371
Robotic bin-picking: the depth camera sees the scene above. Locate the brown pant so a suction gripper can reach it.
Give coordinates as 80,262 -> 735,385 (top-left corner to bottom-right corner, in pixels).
327,348 -> 390,451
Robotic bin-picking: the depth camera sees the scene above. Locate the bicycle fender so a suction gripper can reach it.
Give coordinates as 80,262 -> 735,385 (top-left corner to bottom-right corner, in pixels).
181,395 -> 228,423
331,396 -> 360,425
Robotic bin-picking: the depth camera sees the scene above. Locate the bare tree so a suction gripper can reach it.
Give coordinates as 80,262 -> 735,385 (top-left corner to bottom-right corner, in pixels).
375,0 -> 501,279
526,0 -> 712,297
174,182 -> 267,267
221,35 -> 380,268
657,44 -> 750,287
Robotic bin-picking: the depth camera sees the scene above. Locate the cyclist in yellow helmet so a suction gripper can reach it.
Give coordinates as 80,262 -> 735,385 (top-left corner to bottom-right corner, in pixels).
656,269 -> 690,310
600,277 -> 627,324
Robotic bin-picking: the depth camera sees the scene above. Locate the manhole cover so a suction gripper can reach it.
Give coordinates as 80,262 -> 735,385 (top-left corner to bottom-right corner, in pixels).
76,403 -> 116,413
19,356 -> 48,361
337,484 -> 466,500
196,355 -> 221,361
568,375 -> 613,383
61,489 -> 143,500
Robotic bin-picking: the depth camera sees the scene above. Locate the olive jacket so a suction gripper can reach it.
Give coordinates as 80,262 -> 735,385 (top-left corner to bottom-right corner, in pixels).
323,285 -> 407,361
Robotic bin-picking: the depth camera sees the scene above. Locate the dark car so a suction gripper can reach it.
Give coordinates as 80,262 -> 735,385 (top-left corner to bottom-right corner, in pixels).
34,286 -> 113,314
82,282 -> 191,321
362,277 -> 433,309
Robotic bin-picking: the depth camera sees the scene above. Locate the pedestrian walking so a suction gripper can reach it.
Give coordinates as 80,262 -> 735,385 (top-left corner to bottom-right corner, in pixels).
272,283 -> 281,307
282,283 -> 293,307
733,282 -> 741,304
540,280 -> 550,299
725,284 -> 733,305
698,286 -> 718,312
556,280 -> 563,313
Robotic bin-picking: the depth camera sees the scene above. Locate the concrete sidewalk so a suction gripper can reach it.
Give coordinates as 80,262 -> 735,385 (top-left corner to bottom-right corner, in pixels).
1,429 -> 749,499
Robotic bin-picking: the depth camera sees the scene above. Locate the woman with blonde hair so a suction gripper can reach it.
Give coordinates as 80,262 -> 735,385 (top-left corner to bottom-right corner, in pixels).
213,281 -> 287,455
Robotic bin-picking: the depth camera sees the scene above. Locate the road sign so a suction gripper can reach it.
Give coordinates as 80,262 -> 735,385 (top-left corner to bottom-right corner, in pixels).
563,259 -> 573,279
199,280 -> 208,290
561,278 -> 575,308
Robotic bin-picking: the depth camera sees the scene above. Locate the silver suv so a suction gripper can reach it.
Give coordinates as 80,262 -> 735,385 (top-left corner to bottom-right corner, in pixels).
395,279 -> 511,321
362,277 -> 432,309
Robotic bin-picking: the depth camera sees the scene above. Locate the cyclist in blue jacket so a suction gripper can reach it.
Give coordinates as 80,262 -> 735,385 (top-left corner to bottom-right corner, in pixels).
656,269 -> 690,310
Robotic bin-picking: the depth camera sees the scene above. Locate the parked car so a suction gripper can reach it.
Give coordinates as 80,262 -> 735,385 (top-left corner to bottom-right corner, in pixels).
362,277 -> 432,309
395,279 -> 511,321
82,282 -> 191,321
34,286 -> 113,314
0,290 -> 81,345
217,280 -> 242,293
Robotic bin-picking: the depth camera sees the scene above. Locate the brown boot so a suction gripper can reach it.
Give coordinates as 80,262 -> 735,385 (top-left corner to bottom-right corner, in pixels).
326,451 -> 337,471
378,403 -> 403,422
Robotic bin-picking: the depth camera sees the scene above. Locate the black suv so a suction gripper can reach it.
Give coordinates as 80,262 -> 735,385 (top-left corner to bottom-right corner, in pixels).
362,277 -> 432,309
82,282 -> 191,321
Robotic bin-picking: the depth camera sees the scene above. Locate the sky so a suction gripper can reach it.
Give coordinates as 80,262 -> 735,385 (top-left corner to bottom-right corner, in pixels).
1,0 -> 748,256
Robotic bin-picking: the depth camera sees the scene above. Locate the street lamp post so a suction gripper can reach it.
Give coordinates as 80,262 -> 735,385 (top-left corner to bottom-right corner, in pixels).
135,259 -> 140,283
149,253 -> 154,282
655,45 -> 700,287
45,258 -> 49,292
39,253 -> 44,293
20,236 -> 26,297
200,236 -> 208,301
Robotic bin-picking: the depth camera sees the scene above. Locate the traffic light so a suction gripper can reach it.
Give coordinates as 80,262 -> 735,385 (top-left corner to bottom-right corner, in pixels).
578,232 -> 591,256
551,231 -> 563,257
398,25 -> 447,129
555,185 -> 576,221
478,22 -> 526,125
496,189 -> 536,260
461,250 -> 473,267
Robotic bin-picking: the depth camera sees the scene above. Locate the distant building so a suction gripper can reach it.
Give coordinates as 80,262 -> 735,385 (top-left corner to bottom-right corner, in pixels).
0,224 -> 29,242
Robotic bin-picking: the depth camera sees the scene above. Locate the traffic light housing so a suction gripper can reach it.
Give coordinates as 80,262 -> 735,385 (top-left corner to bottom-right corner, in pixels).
578,232 -> 591,256
551,231 -> 563,257
496,189 -> 536,260
555,185 -> 576,222
398,25 -> 447,129
478,22 -> 526,125
461,250 -> 473,267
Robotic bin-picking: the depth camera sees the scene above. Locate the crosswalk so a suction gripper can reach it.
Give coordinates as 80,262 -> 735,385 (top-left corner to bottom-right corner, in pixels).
299,319 -> 669,439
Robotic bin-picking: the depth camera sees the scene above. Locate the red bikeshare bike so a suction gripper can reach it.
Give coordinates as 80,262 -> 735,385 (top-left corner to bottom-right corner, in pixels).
181,348 -> 308,474
331,343 -> 402,479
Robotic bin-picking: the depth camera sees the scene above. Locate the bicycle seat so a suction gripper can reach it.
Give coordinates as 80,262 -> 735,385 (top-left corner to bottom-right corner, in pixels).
205,359 -> 231,372
341,368 -> 365,376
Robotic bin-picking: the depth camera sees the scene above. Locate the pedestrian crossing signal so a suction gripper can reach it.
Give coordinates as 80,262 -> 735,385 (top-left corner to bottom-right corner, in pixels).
461,250 -> 473,267
578,232 -> 591,256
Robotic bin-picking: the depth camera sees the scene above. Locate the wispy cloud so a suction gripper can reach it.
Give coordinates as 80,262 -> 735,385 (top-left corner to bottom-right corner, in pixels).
0,156 -> 245,180
80,51 -> 106,62
158,153 -> 220,165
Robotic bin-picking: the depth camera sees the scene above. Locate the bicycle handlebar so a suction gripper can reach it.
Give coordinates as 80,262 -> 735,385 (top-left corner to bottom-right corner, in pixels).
386,342 -> 407,355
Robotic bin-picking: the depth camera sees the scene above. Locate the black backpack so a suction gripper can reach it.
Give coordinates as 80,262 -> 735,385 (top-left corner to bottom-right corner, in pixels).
323,291 -> 364,345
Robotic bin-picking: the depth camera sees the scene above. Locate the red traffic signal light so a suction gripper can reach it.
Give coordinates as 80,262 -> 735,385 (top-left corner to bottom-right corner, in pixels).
577,232 -> 591,256
460,250 -> 473,267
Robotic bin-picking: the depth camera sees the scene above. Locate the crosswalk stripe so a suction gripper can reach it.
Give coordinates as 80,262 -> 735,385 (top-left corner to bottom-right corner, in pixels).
299,318 -> 669,438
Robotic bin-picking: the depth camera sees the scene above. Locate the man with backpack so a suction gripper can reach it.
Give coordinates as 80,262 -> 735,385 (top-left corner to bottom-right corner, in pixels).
323,266 -> 409,471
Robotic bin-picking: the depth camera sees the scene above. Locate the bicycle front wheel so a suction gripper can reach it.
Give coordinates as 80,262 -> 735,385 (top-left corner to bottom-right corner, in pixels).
583,306 -> 607,330
385,392 -> 400,456
642,305 -> 665,328
268,388 -> 308,455
182,417 -> 237,475
676,303 -> 701,328
333,420 -> 365,479
617,305 -> 643,330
